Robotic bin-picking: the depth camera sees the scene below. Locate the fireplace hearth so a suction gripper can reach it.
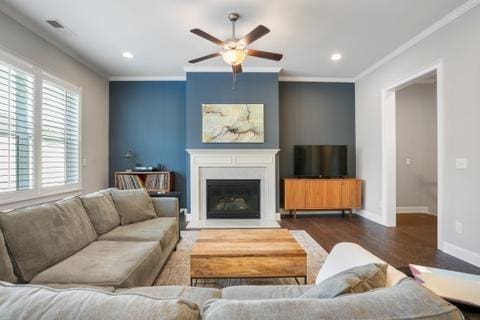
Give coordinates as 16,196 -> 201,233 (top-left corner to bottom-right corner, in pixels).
206,179 -> 260,219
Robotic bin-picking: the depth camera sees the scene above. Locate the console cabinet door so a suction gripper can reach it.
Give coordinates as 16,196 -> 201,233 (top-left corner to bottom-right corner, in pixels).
324,181 -> 343,208
305,180 -> 343,209
342,180 -> 362,208
284,180 -> 306,209
305,180 -> 324,208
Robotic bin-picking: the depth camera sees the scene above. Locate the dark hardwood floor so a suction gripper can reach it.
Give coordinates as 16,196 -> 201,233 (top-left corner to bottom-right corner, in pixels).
279,213 -> 480,275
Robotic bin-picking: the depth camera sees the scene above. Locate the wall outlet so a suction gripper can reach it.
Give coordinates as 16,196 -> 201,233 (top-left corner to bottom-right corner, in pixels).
406,158 -> 412,165
455,221 -> 462,234
82,158 -> 87,167
456,158 -> 468,169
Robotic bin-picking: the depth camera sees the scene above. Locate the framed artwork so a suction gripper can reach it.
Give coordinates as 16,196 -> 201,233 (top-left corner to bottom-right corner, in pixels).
202,104 -> 264,143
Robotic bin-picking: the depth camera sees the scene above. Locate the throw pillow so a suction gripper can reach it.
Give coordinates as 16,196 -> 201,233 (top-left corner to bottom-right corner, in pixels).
111,189 -> 157,225
0,229 -> 17,283
300,263 -> 388,298
80,192 -> 120,235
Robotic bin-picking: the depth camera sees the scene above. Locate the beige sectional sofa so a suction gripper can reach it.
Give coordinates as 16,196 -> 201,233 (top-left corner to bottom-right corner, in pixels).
0,190 -> 463,319
0,243 -> 463,319
0,188 -> 179,288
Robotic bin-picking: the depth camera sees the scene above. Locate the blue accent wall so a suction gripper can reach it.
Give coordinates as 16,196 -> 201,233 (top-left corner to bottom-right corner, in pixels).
186,72 -> 279,149
109,81 -> 187,207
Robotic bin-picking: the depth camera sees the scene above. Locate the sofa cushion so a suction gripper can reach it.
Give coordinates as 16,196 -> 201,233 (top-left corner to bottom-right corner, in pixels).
111,189 -> 157,225
99,217 -> 177,250
0,229 -> 17,283
0,202 -> 97,282
55,197 -> 97,241
300,263 -> 387,298
203,279 -> 462,320
117,286 -> 221,309
80,192 -> 120,235
30,240 -> 163,288
0,282 -> 200,320
222,285 -> 314,300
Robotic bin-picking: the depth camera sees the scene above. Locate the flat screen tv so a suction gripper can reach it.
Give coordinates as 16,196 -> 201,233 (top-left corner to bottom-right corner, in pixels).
294,145 -> 348,178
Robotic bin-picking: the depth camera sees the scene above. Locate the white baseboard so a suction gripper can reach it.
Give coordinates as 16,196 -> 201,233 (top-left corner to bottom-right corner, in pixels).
356,209 -> 386,226
442,242 -> 480,267
396,206 -> 436,215
184,211 -> 282,222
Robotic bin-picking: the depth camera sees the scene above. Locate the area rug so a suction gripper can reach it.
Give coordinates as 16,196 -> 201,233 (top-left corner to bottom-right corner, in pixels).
154,230 -> 328,288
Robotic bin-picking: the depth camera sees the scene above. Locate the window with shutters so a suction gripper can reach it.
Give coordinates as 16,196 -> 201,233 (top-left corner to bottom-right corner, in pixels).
41,81 -> 80,187
0,50 -> 82,205
0,62 -> 35,193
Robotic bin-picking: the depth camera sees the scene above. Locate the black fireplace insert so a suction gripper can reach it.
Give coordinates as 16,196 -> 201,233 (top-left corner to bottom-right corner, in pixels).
206,179 -> 260,219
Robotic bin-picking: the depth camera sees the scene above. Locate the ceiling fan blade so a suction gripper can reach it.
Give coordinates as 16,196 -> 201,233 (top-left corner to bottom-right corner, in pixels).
246,49 -> 283,61
239,25 -> 270,45
188,52 -> 221,64
232,64 -> 243,74
190,28 -> 225,46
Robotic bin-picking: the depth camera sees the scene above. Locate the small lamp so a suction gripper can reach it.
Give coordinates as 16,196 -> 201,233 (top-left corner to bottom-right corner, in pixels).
122,150 -> 135,172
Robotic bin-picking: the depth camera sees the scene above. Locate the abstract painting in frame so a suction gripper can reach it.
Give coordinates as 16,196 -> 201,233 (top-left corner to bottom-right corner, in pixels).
202,104 -> 264,143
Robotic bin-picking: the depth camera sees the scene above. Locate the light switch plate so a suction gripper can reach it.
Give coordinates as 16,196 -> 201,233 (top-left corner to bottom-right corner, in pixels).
456,158 -> 468,169
455,221 -> 462,234
406,158 -> 412,165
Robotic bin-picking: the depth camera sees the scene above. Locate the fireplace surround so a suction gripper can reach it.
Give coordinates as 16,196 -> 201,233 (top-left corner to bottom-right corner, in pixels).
186,149 -> 280,228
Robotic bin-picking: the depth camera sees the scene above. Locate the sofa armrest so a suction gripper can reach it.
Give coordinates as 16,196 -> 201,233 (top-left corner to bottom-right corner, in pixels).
315,242 -> 406,287
151,197 -> 179,218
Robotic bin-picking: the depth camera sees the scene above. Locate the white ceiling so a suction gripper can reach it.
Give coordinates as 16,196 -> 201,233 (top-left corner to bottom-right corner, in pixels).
0,0 -> 469,79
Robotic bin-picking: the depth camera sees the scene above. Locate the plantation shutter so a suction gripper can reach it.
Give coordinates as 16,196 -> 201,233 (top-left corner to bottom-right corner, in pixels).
0,62 -> 35,193
41,81 -> 80,187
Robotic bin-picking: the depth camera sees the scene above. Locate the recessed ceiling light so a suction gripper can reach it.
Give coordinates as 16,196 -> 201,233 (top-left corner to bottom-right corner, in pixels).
331,53 -> 342,61
122,51 -> 133,59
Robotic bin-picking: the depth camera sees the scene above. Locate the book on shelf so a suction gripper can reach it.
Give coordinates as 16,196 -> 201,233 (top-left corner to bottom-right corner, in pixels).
144,174 -> 169,190
115,172 -> 172,192
117,174 -> 144,190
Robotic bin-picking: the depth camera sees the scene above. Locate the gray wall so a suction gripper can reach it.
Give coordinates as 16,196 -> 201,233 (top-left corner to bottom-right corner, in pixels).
279,82 -> 356,179
355,5 -> 480,265
186,72 -> 279,149
396,83 -> 437,214
0,11 -> 109,211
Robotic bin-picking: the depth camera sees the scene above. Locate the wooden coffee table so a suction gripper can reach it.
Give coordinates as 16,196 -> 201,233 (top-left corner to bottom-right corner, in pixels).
190,229 -> 307,286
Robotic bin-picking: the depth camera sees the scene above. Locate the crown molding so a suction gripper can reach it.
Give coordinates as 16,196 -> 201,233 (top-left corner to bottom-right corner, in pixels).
183,66 -> 282,73
108,74 -> 356,83
109,76 -> 186,81
279,76 -> 354,83
354,0 -> 480,82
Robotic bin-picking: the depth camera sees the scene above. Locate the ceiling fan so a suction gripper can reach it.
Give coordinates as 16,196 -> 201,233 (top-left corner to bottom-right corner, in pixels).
188,13 -> 283,75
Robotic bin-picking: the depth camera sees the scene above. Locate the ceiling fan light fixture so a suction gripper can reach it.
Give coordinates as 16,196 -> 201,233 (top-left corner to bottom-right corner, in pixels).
222,49 -> 246,66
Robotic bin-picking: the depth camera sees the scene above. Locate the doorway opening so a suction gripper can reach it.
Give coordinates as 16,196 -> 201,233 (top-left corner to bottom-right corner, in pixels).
381,63 -> 443,250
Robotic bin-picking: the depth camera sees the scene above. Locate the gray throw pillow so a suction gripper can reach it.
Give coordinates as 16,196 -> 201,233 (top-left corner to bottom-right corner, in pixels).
111,189 -> 157,225
80,192 -> 120,235
300,263 -> 388,298
0,229 -> 17,283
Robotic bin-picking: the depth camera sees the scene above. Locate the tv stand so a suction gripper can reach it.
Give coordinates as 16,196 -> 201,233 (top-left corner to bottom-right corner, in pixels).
281,178 -> 362,218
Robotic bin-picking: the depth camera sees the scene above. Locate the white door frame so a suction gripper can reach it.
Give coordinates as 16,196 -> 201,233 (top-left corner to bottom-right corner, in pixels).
380,61 -> 444,250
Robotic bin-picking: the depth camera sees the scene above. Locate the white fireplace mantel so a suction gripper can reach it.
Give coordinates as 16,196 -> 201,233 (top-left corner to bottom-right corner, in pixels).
186,149 -> 280,229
